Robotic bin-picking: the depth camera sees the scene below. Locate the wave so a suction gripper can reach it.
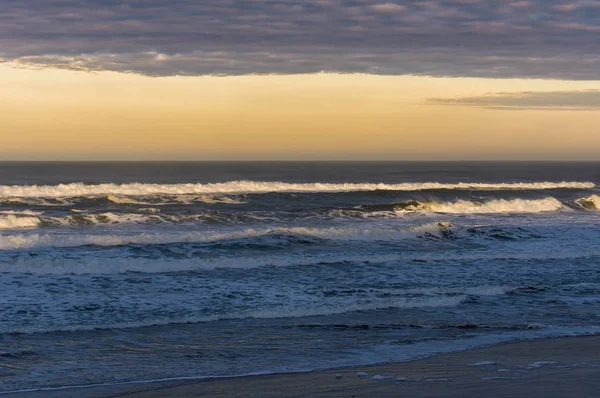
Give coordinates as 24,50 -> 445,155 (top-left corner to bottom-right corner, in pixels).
2,218 -> 598,250
0,195 -> 583,232
3,242 -> 600,274
322,285 -> 516,297
0,197 -> 74,206
426,197 -> 564,214
0,211 -> 276,230
45,213 -> 156,228
0,223 -> 452,249
0,194 -> 245,207
297,321 -> 541,331
0,284 -> 545,334
576,194 -> 600,210
0,213 -> 150,230
0,252 -> 386,273
105,195 -> 150,205
0,210 -> 43,216
106,194 -> 246,205
0,210 -> 45,229
0,215 -> 41,229
364,197 -> 565,214
0,180 -> 593,198
2,295 -> 468,335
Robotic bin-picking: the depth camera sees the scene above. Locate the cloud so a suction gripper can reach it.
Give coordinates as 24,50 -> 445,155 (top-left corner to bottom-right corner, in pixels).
0,1 -> 599,79
371,3 -> 408,13
553,1 -> 600,11
429,90 -> 600,110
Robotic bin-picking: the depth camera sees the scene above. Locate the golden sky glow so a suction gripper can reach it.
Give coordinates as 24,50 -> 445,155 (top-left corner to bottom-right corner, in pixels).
1,64 -> 599,160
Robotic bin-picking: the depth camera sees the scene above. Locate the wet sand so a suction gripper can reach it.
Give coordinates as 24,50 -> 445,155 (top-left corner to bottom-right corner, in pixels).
6,335 -> 600,398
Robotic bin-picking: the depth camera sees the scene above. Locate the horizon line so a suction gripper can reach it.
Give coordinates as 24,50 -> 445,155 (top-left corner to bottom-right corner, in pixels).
1,159 -> 599,163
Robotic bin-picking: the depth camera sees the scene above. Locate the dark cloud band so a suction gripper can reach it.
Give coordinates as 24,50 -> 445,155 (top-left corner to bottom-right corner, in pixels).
1,1 -> 600,79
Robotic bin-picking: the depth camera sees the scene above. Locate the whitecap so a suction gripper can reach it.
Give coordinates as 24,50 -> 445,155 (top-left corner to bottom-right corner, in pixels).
0,180 -> 593,198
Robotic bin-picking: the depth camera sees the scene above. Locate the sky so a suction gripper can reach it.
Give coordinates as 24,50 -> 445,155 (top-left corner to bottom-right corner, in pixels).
1,0 -> 599,160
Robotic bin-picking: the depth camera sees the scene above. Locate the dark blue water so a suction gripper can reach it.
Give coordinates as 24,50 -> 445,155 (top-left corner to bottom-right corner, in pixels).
1,162 -> 599,392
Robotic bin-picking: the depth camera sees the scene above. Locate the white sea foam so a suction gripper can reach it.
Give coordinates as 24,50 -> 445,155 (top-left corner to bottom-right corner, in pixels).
0,224 -> 439,250
106,194 -> 245,205
528,361 -> 558,369
0,210 -> 43,216
0,215 -> 41,229
470,361 -> 497,366
576,194 -> 600,210
0,197 -> 74,207
58,212 -> 155,226
106,195 -> 150,205
1,213 -> 162,230
170,194 -> 246,204
139,207 -> 161,213
0,180 -> 593,198
1,211 -> 258,230
415,197 -> 564,214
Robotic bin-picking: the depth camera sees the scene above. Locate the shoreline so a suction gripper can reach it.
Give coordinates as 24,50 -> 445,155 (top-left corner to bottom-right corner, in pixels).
5,334 -> 600,398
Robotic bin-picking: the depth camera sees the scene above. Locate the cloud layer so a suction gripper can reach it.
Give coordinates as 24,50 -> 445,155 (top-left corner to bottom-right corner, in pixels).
2,1 -> 600,79
429,90 -> 600,110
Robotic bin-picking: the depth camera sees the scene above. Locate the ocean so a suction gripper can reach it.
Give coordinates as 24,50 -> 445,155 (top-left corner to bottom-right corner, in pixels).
1,161 -> 599,393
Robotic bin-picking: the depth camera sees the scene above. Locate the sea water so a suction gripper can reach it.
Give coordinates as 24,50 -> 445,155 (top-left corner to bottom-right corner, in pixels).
0,161 -> 599,392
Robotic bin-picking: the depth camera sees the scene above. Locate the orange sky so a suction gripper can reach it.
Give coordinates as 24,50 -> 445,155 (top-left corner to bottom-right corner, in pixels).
1,64 -> 599,160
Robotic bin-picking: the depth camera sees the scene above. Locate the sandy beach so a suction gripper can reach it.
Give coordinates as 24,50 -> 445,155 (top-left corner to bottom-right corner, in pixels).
6,334 -> 599,398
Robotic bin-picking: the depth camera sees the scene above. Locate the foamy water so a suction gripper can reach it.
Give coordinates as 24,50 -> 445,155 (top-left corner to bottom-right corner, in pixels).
1,195 -> 597,232
0,180 -> 594,198
1,162 -> 600,393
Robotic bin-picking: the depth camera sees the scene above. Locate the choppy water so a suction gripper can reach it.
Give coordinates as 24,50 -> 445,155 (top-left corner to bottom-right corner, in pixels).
1,162 -> 599,392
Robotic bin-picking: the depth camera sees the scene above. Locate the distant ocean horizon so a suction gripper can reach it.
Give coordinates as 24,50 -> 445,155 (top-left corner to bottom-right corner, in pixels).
1,161 -> 599,392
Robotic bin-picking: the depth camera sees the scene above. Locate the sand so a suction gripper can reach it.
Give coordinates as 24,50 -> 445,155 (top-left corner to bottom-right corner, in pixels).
5,335 -> 600,398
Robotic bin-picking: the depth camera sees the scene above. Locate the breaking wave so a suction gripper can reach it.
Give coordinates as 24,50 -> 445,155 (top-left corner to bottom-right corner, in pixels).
0,195 -> 594,231
0,212 -> 275,230
0,210 -> 43,216
364,197 -> 565,214
106,194 -> 246,205
0,215 -> 41,229
576,194 -> 600,210
0,223 -> 451,250
0,180 -> 593,198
